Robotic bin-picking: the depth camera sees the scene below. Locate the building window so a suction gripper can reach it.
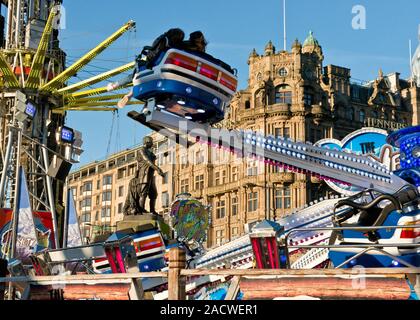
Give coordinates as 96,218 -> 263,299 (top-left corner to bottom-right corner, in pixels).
216,230 -> 225,245
275,185 -> 291,209
180,179 -> 189,193
215,172 -> 220,186
81,197 -> 92,208
97,180 -> 100,190
275,85 -> 292,104
222,170 -> 226,184
247,192 -> 258,212
196,150 -> 205,164
128,164 -> 136,176
351,86 -> 360,99
180,153 -> 188,169
118,186 -> 124,197
245,100 -> 251,109
283,128 -> 290,139
103,175 -> 112,186
83,182 -> 92,192
304,93 -> 313,106
347,107 -> 354,121
70,187 -> 77,198
118,203 -> 123,214
232,167 -> 238,182
359,110 -> 366,123
216,200 -> 226,219
232,197 -> 238,216
81,212 -> 91,223
275,127 -> 290,139
101,207 -> 111,218
162,172 -> 168,184
117,168 -> 126,180
232,227 -> 239,237
195,174 -> 204,190
102,191 -> 112,202
278,68 -> 288,77
247,160 -> 258,176
162,191 -> 169,208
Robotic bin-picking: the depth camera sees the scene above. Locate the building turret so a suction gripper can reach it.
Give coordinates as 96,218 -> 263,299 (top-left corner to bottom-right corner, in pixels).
291,38 -> 302,54
264,40 -> 275,56
302,30 -> 323,60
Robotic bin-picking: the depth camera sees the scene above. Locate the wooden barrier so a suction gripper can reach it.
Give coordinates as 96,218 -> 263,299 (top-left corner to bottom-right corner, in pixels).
0,248 -> 419,300
168,247 -> 186,300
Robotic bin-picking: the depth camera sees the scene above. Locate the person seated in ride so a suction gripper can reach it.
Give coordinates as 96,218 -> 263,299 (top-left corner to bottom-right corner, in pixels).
145,28 -> 185,67
107,28 -> 186,108
183,31 -> 208,53
182,31 -> 234,74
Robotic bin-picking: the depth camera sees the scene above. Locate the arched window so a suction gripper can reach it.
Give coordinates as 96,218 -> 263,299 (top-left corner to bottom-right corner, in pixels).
275,84 -> 292,104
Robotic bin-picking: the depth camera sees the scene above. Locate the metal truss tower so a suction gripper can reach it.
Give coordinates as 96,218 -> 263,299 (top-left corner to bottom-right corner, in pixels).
0,0 -> 137,256
0,0 -> 68,253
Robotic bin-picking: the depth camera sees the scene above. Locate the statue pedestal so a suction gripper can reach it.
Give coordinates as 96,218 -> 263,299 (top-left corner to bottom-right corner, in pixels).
117,214 -> 171,239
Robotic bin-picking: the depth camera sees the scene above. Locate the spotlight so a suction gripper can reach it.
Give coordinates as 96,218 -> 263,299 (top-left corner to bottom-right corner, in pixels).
156,104 -> 166,109
197,108 -> 205,113
15,92 -> 37,123
60,126 -> 75,143
25,101 -> 37,118
177,99 -> 186,105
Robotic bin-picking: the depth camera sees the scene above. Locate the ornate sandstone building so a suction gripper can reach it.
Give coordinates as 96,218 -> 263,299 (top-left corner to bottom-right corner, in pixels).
68,32 -> 420,247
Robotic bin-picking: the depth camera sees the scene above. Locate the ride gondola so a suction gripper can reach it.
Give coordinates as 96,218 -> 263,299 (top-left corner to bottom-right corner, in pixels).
132,45 -> 238,125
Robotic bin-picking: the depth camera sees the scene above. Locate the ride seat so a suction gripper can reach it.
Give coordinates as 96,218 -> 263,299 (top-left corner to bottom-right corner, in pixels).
334,194 -> 403,242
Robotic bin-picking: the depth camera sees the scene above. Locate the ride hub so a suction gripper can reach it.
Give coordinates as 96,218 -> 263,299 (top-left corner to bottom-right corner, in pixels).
387,125 -> 420,186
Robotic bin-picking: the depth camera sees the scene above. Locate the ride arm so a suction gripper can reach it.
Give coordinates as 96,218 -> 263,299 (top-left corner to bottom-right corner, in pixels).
56,62 -> 135,94
63,83 -> 132,101
40,20 -> 136,92
25,7 -> 57,89
0,52 -> 20,88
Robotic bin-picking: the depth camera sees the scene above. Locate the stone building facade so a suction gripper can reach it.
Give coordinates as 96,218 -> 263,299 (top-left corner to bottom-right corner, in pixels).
68,32 -> 420,247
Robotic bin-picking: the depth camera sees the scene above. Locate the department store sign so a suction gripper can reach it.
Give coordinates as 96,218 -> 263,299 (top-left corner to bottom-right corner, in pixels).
316,128 -> 400,196
364,118 -> 407,130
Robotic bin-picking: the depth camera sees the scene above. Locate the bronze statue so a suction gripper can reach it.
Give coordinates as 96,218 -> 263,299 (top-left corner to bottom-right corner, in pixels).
123,136 -> 164,215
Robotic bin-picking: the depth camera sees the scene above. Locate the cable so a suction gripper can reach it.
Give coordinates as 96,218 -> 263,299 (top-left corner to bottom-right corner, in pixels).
116,111 -> 121,153
106,111 -> 116,157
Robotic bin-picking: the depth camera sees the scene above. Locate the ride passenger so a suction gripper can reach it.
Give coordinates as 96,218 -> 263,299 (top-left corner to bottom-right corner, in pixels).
183,31 -> 208,52
108,28 -> 186,108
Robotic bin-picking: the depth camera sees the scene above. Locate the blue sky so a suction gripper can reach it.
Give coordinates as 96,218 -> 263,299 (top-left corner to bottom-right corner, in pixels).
59,0 -> 420,168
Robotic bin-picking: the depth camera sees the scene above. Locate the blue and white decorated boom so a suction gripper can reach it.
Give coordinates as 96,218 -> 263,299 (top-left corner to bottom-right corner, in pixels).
136,103 -> 410,195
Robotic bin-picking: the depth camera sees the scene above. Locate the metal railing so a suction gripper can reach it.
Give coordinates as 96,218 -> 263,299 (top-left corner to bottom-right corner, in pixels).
283,224 -> 420,269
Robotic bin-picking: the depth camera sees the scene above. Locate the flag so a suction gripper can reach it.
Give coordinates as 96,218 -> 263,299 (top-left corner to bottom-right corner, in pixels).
65,188 -> 82,247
